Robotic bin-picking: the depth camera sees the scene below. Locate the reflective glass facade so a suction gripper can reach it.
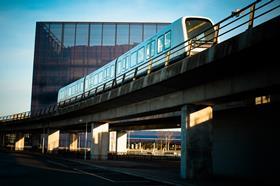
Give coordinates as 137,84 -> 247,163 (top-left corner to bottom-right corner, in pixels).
31,22 -> 169,112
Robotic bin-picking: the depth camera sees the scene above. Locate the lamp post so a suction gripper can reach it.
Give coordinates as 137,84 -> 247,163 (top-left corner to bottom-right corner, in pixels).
84,122 -> 87,160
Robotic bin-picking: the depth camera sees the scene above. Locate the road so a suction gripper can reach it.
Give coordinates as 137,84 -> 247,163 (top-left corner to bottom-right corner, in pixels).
0,151 -> 169,186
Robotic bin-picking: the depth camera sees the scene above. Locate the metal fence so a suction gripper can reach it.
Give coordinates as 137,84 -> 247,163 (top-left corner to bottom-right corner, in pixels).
1,0 -> 279,122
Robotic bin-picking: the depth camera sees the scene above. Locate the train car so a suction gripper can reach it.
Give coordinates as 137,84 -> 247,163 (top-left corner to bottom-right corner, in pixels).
115,16 -> 215,82
57,77 -> 84,103
57,16 -> 216,104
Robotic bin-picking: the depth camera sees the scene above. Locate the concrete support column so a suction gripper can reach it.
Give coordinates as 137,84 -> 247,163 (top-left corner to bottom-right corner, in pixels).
69,133 -> 78,151
47,130 -> 60,152
0,132 -> 5,148
41,128 -> 47,154
117,131 -> 127,154
181,105 -> 192,179
15,133 -> 25,151
31,133 -> 41,150
90,123 -> 109,160
109,131 -> 117,153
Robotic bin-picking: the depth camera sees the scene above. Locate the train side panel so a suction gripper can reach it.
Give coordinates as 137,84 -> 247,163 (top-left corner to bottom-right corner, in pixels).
84,59 -> 116,93
57,77 -> 85,103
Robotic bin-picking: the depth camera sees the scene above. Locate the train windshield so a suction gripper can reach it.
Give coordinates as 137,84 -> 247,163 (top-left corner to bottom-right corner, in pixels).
186,19 -> 215,43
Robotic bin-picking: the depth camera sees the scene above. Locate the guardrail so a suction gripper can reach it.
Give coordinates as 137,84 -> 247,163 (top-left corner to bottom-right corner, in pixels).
1,0 -> 279,123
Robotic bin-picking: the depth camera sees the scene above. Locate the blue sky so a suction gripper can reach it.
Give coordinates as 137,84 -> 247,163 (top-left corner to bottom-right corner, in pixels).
0,0 -> 267,116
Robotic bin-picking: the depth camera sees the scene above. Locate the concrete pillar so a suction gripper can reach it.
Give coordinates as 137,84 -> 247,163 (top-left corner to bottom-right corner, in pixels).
69,133 -> 78,151
90,123 -> 109,160
109,131 -> 117,153
117,131 -> 127,154
41,132 -> 47,154
31,133 -> 41,150
47,130 -> 60,152
0,132 -> 5,148
15,133 -> 25,151
181,105 -> 192,179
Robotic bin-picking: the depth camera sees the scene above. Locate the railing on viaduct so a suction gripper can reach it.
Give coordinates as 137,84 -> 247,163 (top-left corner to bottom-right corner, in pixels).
0,0 -> 279,122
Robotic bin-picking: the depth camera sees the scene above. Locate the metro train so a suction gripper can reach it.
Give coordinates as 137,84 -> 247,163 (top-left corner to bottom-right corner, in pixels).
57,16 -> 216,103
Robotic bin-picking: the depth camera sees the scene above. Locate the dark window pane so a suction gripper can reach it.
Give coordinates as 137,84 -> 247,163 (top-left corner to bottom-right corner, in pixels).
117,24 -> 129,45
76,24 -> 89,46
63,24 -> 76,47
90,24 -> 102,46
144,24 -> 156,39
103,24 -> 116,46
130,24 -> 142,45
164,31 -> 171,49
49,23 -> 62,43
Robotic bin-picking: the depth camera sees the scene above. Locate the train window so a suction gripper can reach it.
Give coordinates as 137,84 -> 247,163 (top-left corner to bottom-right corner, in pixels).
137,47 -> 144,63
126,56 -> 130,69
164,31 -> 171,49
106,67 -> 110,78
80,82 -> 83,91
117,60 -> 122,74
122,58 -> 126,71
102,71 -> 105,81
111,65 -> 114,78
186,19 -> 214,42
131,52 -> 137,67
94,75 -> 98,85
151,40 -> 155,57
90,77 -> 94,86
146,43 -> 151,59
98,72 -> 102,83
157,35 -> 164,53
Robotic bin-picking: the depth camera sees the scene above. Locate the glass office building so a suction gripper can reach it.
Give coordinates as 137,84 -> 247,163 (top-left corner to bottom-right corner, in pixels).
31,22 -> 169,112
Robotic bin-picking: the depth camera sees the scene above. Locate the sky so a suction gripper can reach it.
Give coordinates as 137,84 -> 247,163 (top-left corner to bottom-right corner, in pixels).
0,0 -> 271,116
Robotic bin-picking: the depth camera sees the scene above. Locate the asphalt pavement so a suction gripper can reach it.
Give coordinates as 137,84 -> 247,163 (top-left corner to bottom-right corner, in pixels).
0,151 -> 171,186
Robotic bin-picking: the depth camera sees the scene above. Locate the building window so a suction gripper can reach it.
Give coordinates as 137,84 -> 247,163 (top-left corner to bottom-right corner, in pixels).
63,24 -> 76,47
90,24 -> 102,46
103,24 -> 116,46
130,24 -> 142,45
49,23 -> 62,43
76,24 -> 89,46
144,24 -> 156,40
117,24 -> 129,45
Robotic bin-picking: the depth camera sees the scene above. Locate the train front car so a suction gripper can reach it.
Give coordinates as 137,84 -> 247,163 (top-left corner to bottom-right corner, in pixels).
57,78 -> 85,104
184,17 -> 216,55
